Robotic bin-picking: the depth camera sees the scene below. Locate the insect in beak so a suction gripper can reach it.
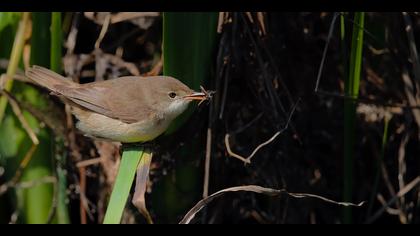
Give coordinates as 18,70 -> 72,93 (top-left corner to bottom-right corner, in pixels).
183,86 -> 215,106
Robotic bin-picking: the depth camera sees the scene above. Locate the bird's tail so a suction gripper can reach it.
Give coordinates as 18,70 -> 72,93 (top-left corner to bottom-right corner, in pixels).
25,65 -> 77,94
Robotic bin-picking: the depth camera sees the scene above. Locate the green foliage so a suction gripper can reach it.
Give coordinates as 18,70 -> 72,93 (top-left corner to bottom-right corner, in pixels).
158,12 -> 219,223
50,12 -> 62,73
19,12 -> 55,224
103,148 -> 145,224
163,12 -> 218,134
0,12 -> 21,33
50,12 -> 70,224
343,12 -> 365,224
0,12 -> 67,223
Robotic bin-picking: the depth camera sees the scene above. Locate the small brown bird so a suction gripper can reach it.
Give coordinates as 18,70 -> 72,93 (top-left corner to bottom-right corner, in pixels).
26,66 -> 208,143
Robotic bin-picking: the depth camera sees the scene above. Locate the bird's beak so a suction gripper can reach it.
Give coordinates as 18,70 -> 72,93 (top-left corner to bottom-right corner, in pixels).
183,92 -> 207,101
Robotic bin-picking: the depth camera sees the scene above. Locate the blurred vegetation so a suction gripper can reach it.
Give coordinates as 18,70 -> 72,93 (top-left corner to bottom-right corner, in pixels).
0,12 -> 419,224
343,12 -> 365,223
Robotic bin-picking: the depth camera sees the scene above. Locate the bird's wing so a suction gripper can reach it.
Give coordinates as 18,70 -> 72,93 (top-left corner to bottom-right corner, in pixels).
56,77 -> 157,124
26,66 -> 158,124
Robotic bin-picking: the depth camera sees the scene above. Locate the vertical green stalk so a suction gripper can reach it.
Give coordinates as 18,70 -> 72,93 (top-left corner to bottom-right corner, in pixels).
340,13 -> 348,82
159,12 -> 218,222
163,12 -> 218,133
0,12 -> 21,223
0,12 -> 29,123
340,13 -> 346,40
50,12 -> 70,224
18,12 -> 56,224
343,12 -> 364,224
103,148 -> 145,224
346,13 -> 364,98
50,12 -> 62,73
0,12 -> 55,224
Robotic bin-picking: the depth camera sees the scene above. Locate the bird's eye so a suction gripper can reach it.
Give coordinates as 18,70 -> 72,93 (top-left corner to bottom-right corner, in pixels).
168,92 -> 177,98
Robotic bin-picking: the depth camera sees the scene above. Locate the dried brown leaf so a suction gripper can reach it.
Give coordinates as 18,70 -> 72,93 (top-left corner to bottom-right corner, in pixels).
132,150 -> 153,224
180,185 -> 364,224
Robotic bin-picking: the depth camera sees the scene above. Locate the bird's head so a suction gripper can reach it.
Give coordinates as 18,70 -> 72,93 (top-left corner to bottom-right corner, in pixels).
150,76 -> 209,119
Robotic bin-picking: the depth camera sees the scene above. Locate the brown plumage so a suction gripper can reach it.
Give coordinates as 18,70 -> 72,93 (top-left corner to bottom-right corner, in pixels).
25,66 -> 206,143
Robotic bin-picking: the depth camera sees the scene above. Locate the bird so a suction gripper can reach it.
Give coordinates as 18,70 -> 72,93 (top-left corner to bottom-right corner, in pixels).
25,66 -> 208,143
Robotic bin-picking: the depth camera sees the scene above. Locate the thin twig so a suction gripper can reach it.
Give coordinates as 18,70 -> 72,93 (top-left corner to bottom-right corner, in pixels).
64,13 -> 80,56
217,12 -> 226,33
79,166 -> 87,224
13,144 -> 37,181
256,12 -> 267,35
76,157 -> 102,168
316,89 -> 420,110
402,12 -> 420,84
0,144 -> 38,196
402,72 -> 420,131
231,113 -> 263,135
0,60 -> 29,82
218,61 -> 230,119
1,90 -> 39,145
241,13 -> 286,122
402,12 -> 420,130
366,176 -> 420,224
15,176 -> 56,189
225,99 -> 299,164
314,13 -> 420,111
397,132 -> 409,222
45,179 -> 58,224
315,12 -> 339,92
96,50 -> 141,76
380,153 -> 398,206
0,12 -> 30,123
225,131 -> 279,164
377,194 -> 400,215
0,174 -> 56,196
95,13 -> 111,49
85,12 -> 159,25
144,57 -> 163,76
203,128 -> 212,198
110,12 -> 159,24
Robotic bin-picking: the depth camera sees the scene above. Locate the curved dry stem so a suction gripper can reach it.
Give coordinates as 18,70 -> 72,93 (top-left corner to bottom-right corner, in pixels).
180,185 -> 364,224
225,100 -> 299,164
